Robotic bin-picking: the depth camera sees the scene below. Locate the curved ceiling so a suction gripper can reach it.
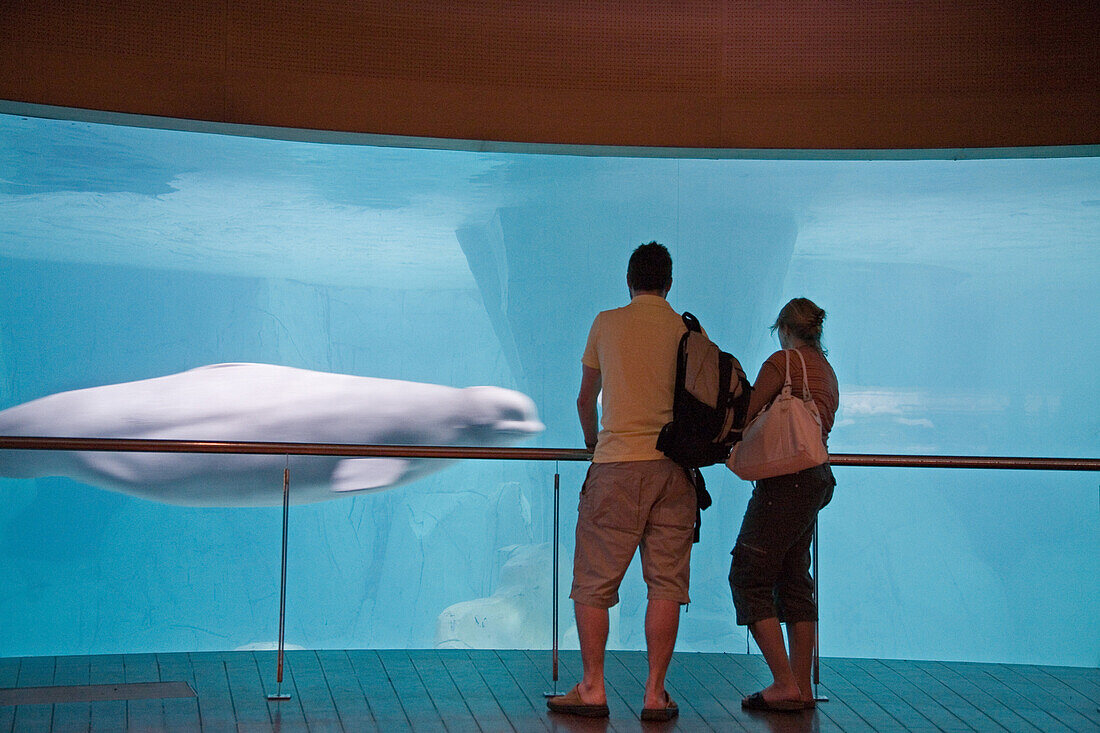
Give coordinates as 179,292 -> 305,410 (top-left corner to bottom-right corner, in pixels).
1,1 -> 1097,150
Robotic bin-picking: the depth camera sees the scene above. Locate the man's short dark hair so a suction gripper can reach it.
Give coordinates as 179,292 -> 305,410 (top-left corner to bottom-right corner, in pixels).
627,241 -> 673,292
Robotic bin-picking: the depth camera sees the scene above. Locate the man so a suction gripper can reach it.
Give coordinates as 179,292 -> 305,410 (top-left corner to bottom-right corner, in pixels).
547,241 -> 695,722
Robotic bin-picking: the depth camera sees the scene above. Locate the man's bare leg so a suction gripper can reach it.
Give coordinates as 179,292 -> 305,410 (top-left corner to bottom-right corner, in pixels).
643,598 -> 680,709
574,601 -> 609,704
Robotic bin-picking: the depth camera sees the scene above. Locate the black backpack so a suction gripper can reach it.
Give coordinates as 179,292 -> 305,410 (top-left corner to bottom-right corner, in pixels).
658,312 -> 752,468
657,312 -> 752,538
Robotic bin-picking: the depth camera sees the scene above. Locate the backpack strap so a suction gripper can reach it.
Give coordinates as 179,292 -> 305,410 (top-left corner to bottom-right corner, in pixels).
671,326 -> 691,417
716,350 -> 732,412
672,311 -> 702,417
682,466 -> 710,543
728,368 -> 752,430
678,312 -> 712,543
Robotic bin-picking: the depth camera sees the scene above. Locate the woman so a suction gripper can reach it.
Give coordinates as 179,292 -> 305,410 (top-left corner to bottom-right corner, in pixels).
729,297 -> 839,712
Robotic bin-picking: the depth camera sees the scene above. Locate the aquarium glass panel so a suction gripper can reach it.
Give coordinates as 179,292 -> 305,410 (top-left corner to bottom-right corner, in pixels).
0,113 -> 1097,665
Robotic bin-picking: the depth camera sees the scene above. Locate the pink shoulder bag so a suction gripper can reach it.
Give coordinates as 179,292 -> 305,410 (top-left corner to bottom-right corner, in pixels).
727,349 -> 828,481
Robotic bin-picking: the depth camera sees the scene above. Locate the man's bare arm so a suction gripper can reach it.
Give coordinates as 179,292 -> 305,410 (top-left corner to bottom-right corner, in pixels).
577,364 -> 602,450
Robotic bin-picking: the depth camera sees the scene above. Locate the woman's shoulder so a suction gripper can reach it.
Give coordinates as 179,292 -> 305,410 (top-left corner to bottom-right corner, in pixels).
762,348 -> 808,367
804,346 -> 834,371
761,346 -> 834,369
757,350 -> 786,377
768,347 -> 835,376
802,349 -> 839,395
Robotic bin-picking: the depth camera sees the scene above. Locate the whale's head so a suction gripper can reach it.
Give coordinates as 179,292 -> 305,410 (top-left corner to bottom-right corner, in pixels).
457,386 -> 544,445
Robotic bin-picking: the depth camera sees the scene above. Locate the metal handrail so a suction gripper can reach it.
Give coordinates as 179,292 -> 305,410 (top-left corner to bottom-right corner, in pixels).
0,435 -> 1097,470
0,436 -> 592,461
1,433 -> 1095,703
825,453 -> 1099,471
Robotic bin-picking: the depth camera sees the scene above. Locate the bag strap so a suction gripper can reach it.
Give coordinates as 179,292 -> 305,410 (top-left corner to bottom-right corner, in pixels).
672,331 -> 688,412
717,350 -> 732,408
683,466 -> 710,543
781,348 -> 793,390
729,370 -> 752,428
670,313 -> 698,416
790,348 -> 813,402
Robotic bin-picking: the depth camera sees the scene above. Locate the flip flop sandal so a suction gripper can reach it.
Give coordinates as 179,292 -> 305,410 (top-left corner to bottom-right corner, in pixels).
741,691 -> 804,712
641,692 -> 679,721
546,684 -> 610,718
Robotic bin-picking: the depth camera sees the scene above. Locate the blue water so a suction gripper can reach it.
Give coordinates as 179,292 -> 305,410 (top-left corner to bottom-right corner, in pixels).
0,113 -> 1096,665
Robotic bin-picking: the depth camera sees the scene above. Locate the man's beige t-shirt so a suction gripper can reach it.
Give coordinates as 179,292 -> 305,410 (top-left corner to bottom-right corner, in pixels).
581,294 -> 687,463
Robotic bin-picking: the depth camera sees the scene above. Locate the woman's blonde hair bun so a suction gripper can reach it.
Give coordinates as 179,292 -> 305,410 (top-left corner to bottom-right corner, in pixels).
771,297 -> 827,352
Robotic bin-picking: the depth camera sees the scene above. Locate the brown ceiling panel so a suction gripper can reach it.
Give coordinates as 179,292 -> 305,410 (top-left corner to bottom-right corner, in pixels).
1,0 -> 1096,149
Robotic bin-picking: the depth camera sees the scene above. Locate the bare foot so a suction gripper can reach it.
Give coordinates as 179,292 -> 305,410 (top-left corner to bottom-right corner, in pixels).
643,689 -> 670,710
756,682 -> 802,705
576,680 -> 607,705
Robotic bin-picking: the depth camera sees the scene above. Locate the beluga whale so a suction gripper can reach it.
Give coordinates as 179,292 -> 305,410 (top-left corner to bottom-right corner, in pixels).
0,363 -> 544,507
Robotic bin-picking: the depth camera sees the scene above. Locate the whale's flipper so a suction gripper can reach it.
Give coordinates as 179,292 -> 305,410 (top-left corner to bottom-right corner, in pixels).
331,457 -> 414,493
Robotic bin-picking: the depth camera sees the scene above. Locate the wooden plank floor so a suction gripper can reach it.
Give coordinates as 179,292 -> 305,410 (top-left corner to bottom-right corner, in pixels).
0,650 -> 1096,732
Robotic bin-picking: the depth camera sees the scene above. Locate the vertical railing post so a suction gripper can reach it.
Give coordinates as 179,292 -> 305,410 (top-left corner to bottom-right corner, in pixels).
544,468 -> 561,697
267,458 -> 292,702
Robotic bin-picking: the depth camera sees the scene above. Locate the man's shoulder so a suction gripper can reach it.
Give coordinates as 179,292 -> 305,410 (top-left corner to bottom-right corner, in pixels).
607,296 -> 680,319
589,302 -> 632,327
589,298 -> 687,340
599,301 -> 638,316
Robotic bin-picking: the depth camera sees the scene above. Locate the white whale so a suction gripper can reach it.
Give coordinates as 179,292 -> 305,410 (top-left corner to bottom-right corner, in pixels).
0,363 -> 544,506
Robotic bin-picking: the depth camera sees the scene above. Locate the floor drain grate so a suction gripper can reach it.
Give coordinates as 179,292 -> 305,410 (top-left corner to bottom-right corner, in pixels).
0,681 -> 196,706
